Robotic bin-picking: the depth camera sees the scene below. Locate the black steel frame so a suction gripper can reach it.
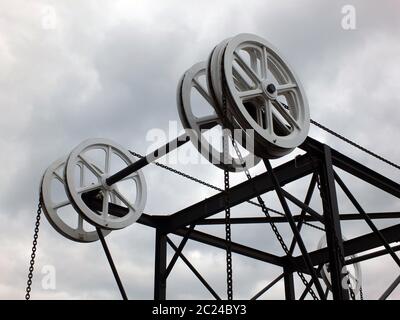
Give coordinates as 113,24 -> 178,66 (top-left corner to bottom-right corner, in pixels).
102,137 -> 400,300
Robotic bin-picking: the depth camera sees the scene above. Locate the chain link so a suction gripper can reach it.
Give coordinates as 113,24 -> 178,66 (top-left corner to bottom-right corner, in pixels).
25,201 -> 42,300
348,282 -> 356,300
229,129 -> 319,300
222,98 -> 233,300
224,168 -> 233,300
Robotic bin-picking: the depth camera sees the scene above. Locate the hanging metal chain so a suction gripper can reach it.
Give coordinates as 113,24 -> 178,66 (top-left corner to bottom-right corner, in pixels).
348,281 -> 356,300
281,102 -> 400,171
311,119 -> 400,171
347,266 -> 363,300
224,168 -> 233,300
346,270 -> 363,300
25,201 -> 42,300
222,98 -> 233,300
228,122 -> 319,300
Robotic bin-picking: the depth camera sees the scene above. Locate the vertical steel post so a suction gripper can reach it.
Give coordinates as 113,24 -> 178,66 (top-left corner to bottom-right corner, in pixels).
154,230 -> 167,300
319,145 -> 349,300
283,267 -> 295,300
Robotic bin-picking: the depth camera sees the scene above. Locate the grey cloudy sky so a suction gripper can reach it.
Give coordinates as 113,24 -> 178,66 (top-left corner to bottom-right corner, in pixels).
1,0 -> 400,300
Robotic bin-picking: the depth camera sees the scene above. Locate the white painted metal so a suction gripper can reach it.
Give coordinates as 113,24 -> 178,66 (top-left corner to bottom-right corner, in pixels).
318,236 -> 362,297
65,138 -> 147,230
207,38 -> 232,118
40,156 -> 112,242
210,33 -> 310,158
177,61 -> 260,172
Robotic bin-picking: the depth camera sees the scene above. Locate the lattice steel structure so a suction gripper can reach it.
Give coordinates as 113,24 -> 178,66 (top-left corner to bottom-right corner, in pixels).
82,136 -> 400,300
32,33 -> 400,300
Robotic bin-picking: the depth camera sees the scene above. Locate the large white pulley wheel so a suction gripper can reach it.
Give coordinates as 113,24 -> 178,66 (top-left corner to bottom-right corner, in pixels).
177,61 -> 260,172
317,236 -> 362,298
212,33 -> 310,158
40,156 -> 112,242
65,138 -> 147,230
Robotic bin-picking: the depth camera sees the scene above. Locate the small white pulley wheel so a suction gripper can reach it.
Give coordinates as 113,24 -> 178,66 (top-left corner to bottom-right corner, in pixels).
220,33 -> 310,158
177,61 -> 260,172
40,156 -> 112,242
317,236 -> 362,297
65,138 -> 147,230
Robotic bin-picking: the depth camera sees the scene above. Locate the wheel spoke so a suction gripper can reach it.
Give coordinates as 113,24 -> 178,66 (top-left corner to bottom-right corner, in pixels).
105,146 -> 112,174
112,190 -> 136,212
249,49 -> 258,73
273,100 -> 300,130
78,163 -> 85,188
234,51 -> 261,85
260,46 -> 268,79
265,100 -> 274,134
238,88 -> 263,100
196,114 -> 219,130
233,65 -> 252,90
102,190 -> 109,217
193,78 -> 214,106
53,171 -> 65,184
277,83 -> 297,94
255,107 -> 264,128
77,182 -> 102,194
77,215 -> 84,231
271,108 -> 292,135
78,155 -> 102,178
53,199 -> 70,210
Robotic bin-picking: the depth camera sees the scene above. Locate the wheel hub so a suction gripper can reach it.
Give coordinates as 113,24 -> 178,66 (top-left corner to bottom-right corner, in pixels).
100,174 -> 113,191
262,81 -> 278,99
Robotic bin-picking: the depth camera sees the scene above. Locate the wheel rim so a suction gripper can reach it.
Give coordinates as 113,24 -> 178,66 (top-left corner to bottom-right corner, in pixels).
65,138 -> 147,230
221,33 -> 310,157
207,38 -> 232,118
40,156 -> 112,242
177,61 -> 260,172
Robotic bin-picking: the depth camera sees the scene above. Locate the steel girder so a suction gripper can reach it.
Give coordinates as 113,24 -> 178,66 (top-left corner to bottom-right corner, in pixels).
86,136 -> 400,300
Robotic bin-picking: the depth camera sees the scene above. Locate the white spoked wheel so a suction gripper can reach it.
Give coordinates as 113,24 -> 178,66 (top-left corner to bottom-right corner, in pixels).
65,138 -> 147,230
177,61 -> 260,172
317,236 -> 362,298
214,33 -> 310,158
40,156 -> 112,242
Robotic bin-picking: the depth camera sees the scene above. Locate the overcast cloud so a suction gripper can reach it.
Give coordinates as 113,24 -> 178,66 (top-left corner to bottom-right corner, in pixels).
0,0 -> 400,300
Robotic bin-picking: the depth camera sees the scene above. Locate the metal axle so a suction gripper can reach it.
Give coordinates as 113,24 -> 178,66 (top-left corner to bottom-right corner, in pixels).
105,133 -> 190,186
